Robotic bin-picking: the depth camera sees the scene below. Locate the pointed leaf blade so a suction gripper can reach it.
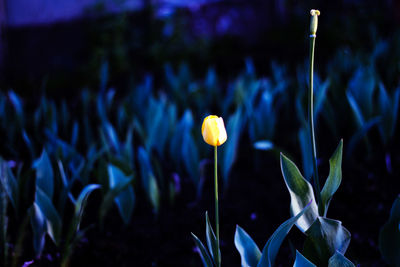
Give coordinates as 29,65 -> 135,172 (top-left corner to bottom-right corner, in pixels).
191,233 -> 215,267
320,140 -> 343,217
257,201 -> 312,267
234,225 -> 261,267
280,154 -> 318,232
35,187 -> 62,245
206,212 -> 220,266
108,165 -> 135,225
33,150 -> 54,199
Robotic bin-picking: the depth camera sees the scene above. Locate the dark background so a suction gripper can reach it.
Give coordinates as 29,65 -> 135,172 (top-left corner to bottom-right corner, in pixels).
0,0 -> 400,266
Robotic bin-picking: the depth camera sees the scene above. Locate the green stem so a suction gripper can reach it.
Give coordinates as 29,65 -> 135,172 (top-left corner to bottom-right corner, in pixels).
309,36 -> 322,214
214,145 -> 220,267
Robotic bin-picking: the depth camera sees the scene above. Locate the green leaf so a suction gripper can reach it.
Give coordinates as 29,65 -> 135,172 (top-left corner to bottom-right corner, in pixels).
379,196 -> 400,266
205,212 -> 220,266
35,187 -> 62,245
108,165 -> 135,225
30,203 -> 46,257
257,201 -> 312,267
280,154 -> 318,232
234,225 -> 261,267
74,184 -> 101,230
328,251 -> 355,267
303,217 -> 351,266
294,250 -> 316,267
33,150 -> 54,199
191,233 -> 215,267
320,140 -> 343,217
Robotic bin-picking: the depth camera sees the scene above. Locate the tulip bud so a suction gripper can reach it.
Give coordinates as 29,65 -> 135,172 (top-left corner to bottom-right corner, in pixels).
310,9 -> 320,37
201,115 -> 227,146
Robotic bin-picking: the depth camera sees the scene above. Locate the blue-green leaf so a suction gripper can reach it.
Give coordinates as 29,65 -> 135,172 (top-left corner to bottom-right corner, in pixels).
346,92 -> 365,127
320,140 -> 343,217
191,233 -> 215,267
205,212 -> 220,266
33,150 -> 54,199
108,165 -> 135,225
234,225 -> 261,267
280,154 -> 318,232
257,201 -> 312,267
328,251 -> 355,267
303,217 -> 351,266
35,187 -> 62,245
8,91 -> 23,121
99,175 -> 133,227
293,250 -> 316,267
222,109 -> 243,186
74,184 -> 101,230
138,147 -> 160,213
0,161 -> 18,213
379,196 -> 400,266
30,203 -> 46,257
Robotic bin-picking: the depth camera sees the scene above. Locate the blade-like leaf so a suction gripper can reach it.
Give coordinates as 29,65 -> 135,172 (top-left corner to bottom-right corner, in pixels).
346,92 -> 364,127
108,165 -> 135,225
138,147 -> 160,213
379,196 -> 400,266
280,154 -> 318,232
222,109 -> 242,185
30,203 -> 46,257
303,217 -> 351,266
191,233 -> 215,267
35,187 -> 62,245
257,201 -> 312,267
235,225 -> 261,267
74,184 -> 101,230
294,250 -> 316,267
99,176 -> 133,227
206,212 -> 220,266
33,150 -> 54,199
328,251 -> 355,267
320,140 -> 343,217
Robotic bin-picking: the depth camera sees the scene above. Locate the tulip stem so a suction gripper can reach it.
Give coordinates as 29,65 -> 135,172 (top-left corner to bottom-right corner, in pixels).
214,145 -> 220,267
309,33 -> 322,214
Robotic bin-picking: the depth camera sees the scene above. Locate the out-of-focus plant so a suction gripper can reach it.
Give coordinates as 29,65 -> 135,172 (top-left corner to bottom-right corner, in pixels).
379,196 -> 400,266
31,149 -> 101,261
345,59 -> 400,165
192,115 -> 227,267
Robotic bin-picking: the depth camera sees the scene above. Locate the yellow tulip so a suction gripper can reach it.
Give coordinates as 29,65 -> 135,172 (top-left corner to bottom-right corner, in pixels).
201,115 -> 227,146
